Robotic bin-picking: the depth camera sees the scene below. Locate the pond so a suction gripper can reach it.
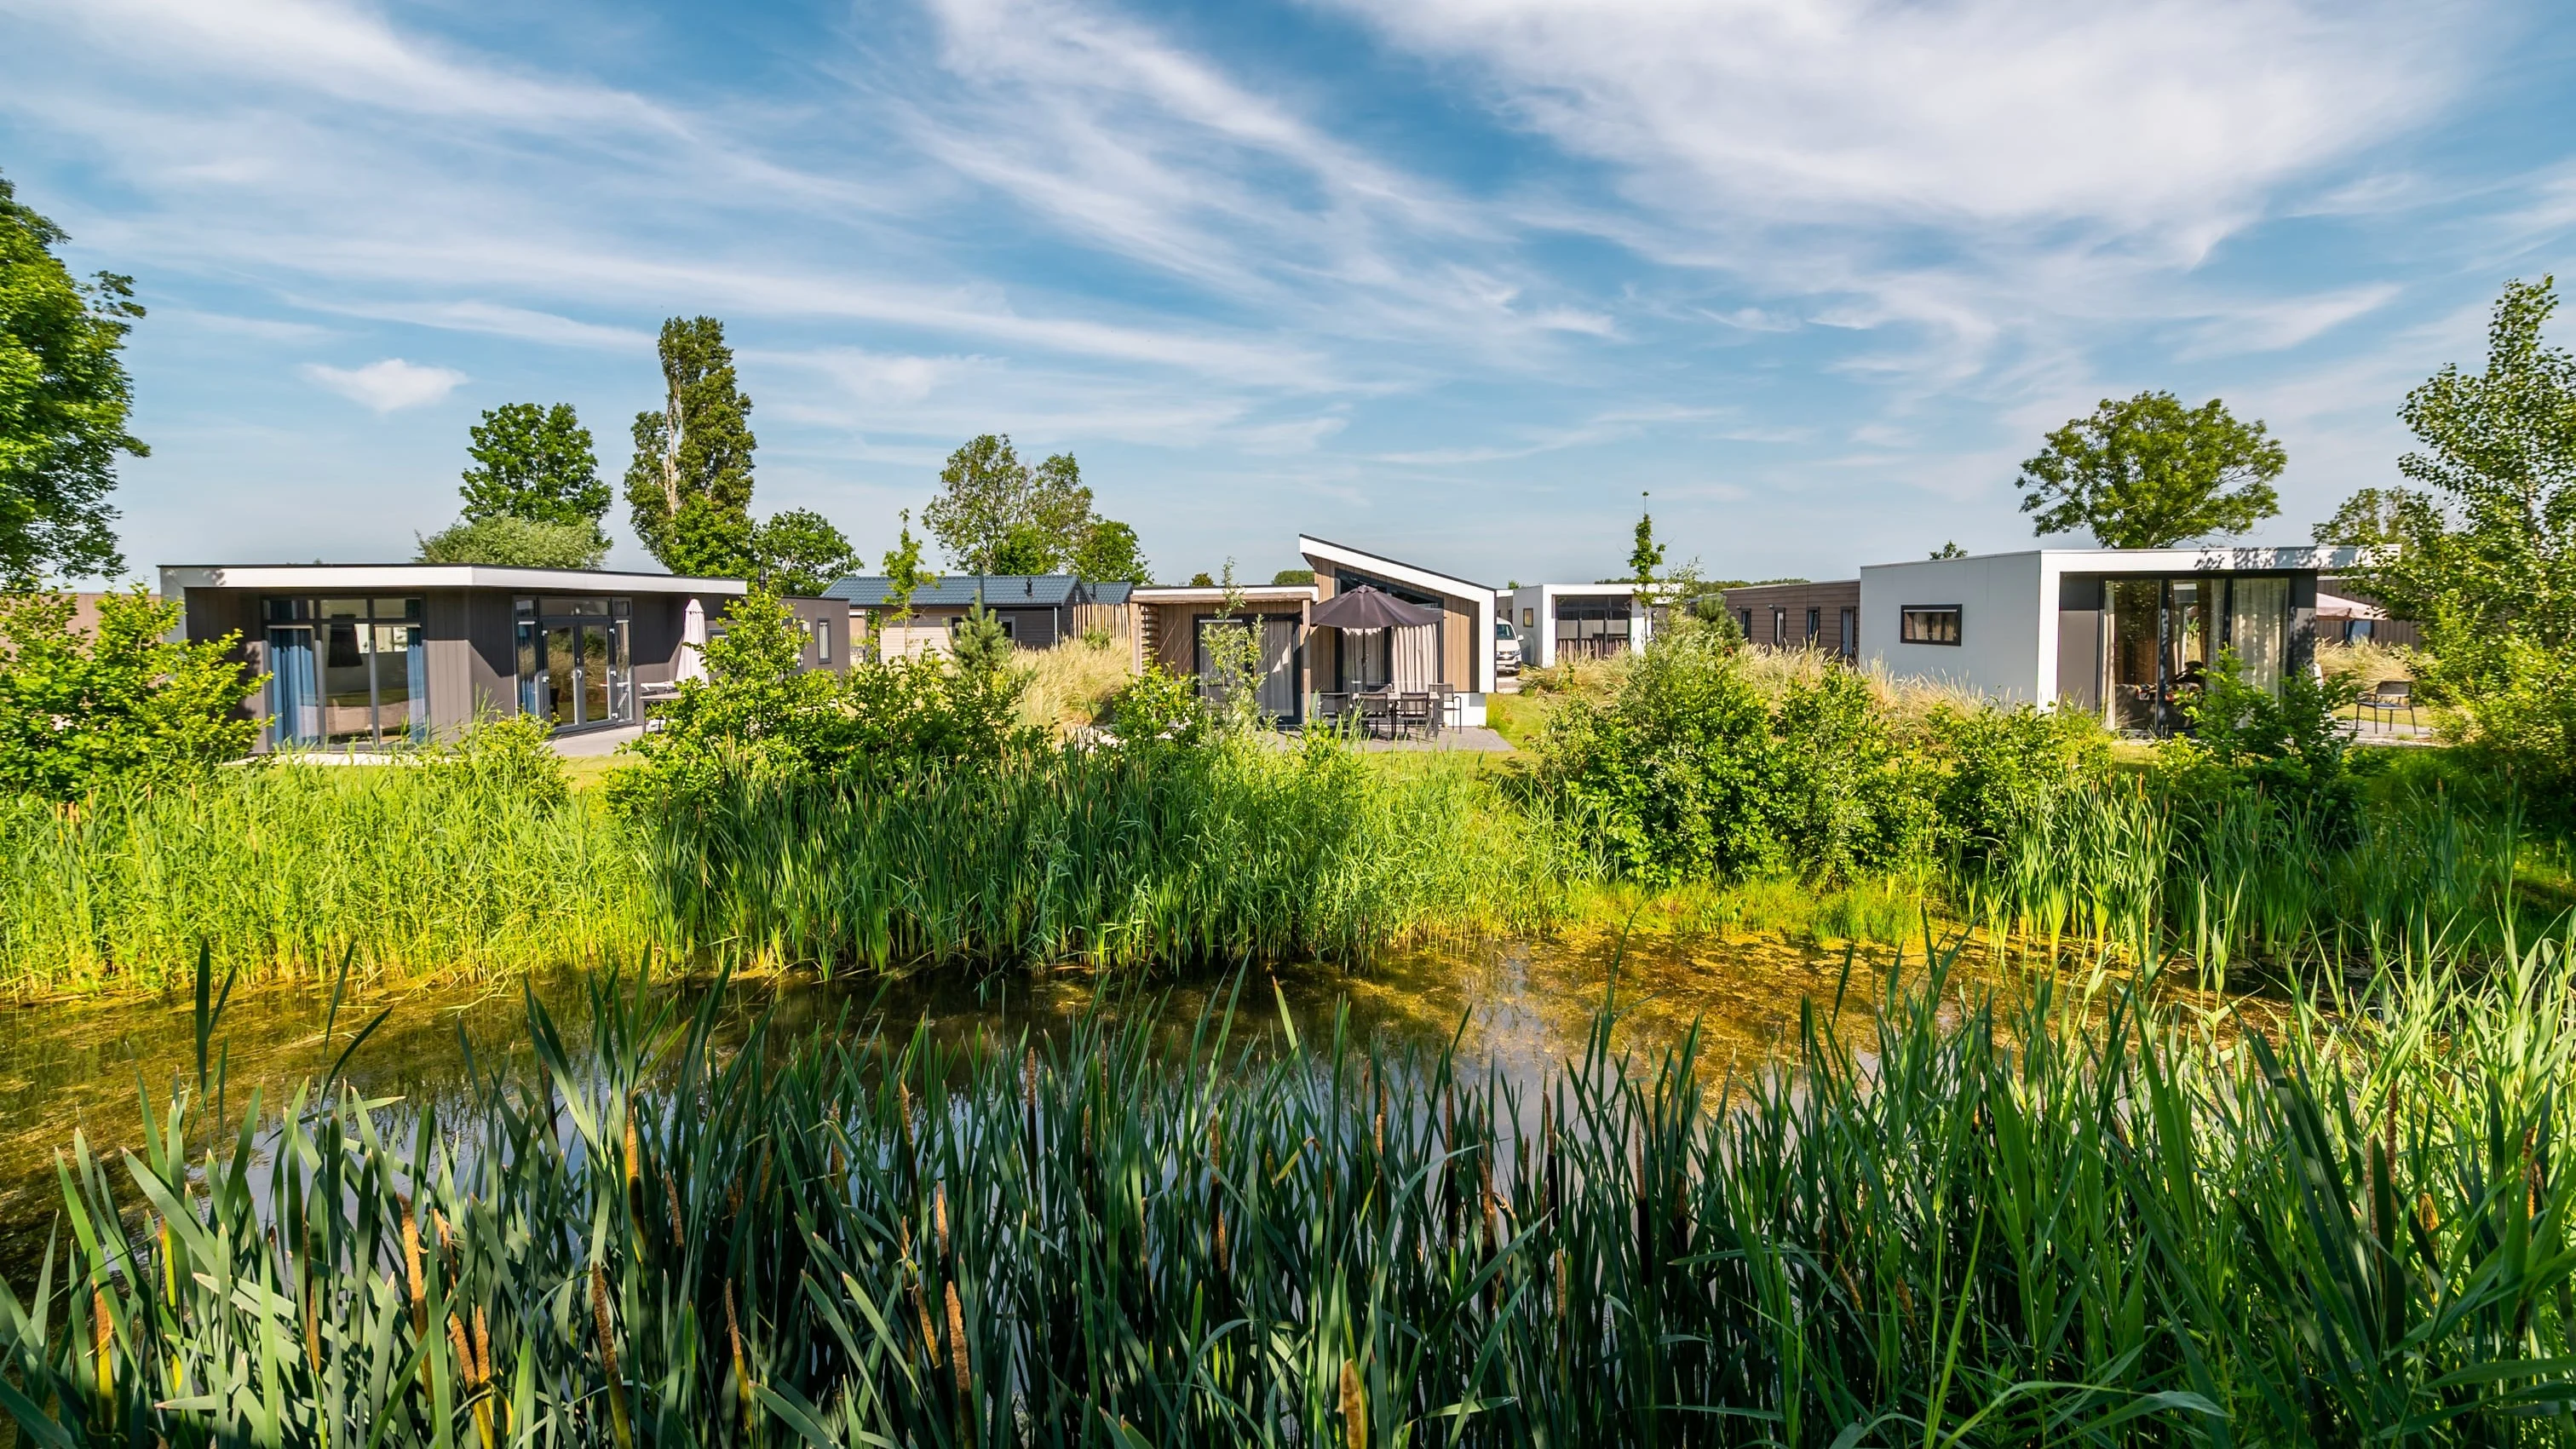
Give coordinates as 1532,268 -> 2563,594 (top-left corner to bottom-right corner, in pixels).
0,923 -> 2142,1284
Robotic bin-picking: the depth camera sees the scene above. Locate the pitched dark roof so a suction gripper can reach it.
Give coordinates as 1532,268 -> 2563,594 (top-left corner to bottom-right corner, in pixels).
827,574 -> 1125,608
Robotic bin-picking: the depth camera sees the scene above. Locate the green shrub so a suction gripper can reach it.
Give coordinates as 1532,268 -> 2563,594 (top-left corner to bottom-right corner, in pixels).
0,587 -> 258,799
612,588 -> 1037,810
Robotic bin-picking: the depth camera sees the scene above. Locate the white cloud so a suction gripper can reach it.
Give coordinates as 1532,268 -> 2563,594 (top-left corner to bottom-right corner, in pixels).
1331,0 -> 2457,241
300,359 -> 469,413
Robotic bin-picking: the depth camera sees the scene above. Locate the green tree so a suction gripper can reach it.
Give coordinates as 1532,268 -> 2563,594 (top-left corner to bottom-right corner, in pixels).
2313,485 -> 2446,553
2358,277 -> 2576,808
1269,567 -> 1314,587
1630,492 -> 1665,585
0,588 -> 258,798
881,509 -> 934,630
1929,541 -> 1969,559
625,317 -> 756,576
416,515 -> 607,569
2015,391 -> 2285,548
1073,519 -> 1153,584
461,402 -> 605,528
1,170 -> 145,584
750,509 -> 857,596
922,435 -> 1095,574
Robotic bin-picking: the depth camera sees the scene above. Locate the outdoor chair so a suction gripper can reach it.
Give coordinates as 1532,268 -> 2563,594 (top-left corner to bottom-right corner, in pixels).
1426,683 -> 1454,733
1314,692 -> 1351,730
1358,693 -> 1395,740
1394,693 -> 1434,739
2363,679 -> 2417,732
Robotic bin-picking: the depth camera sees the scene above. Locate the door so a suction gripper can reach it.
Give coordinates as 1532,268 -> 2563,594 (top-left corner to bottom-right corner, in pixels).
2107,579 -> 2163,733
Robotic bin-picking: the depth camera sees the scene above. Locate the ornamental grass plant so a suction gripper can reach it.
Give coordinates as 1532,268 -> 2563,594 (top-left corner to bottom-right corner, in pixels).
8,925 -> 2576,1446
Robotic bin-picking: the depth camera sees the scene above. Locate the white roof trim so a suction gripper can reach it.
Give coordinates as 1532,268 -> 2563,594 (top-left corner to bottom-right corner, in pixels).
1859,545 -> 2375,575
1298,536 -> 1491,599
158,564 -> 750,595
1132,584 -> 1320,603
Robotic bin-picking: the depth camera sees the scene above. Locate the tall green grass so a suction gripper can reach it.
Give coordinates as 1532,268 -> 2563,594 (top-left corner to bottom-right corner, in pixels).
1961,781 -> 2534,971
0,764 -> 655,992
638,737 -> 1548,970
8,927 -> 2576,1445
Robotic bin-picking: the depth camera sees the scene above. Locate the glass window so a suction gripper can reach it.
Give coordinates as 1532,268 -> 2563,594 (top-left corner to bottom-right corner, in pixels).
540,596 -> 611,617
1521,607 -> 1534,628
1806,607 -> 1820,640
319,598 -> 369,618
2228,577 -> 2290,693
1772,609 -> 1787,645
817,620 -> 831,664
1900,607 -> 1962,645
263,597 -> 311,624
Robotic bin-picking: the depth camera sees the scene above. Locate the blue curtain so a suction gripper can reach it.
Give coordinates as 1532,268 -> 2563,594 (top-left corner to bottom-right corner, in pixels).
405,626 -> 428,742
267,628 -> 319,746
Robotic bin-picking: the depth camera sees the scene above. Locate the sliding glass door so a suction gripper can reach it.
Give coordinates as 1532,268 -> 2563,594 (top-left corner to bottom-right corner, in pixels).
263,597 -> 423,748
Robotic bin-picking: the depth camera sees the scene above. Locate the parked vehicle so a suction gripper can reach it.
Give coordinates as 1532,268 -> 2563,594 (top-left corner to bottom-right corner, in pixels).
1495,618 -> 1522,676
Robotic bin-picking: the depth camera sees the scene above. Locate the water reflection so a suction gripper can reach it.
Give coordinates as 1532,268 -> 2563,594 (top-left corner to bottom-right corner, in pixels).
0,926 -> 2165,1279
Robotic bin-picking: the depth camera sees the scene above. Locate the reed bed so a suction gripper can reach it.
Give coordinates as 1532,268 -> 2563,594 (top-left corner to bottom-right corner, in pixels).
1961,782 -> 2534,972
639,738 -> 1548,970
8,927 -> 2576,1446
0,763 -> 655,992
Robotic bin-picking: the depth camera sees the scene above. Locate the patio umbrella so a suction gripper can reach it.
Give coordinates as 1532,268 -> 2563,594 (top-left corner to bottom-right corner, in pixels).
676,597 -> 709,682
1308,584 -> 1440,630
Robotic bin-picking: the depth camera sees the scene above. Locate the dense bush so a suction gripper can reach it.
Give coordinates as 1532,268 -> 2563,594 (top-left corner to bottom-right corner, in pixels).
1518,626 -> 2104,886
0,587 -> 257,799
612,588 -> 1037,811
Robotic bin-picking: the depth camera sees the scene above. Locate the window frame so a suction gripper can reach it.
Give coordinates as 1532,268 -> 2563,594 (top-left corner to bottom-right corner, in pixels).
1900,605 -> 1964,646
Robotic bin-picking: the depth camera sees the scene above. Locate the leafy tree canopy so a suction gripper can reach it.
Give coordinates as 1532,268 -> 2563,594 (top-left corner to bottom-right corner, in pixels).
0,170 -> 144,584
461,402 -> 606,529
1929,541 -> 1968,559
2015,391 -> 2284,549
2314,486 -> 2445,554
625,317 -> 756,576
0,589 -> 257,799
750,508 -> 857,596
2355,276 -> 2576,810
416,515 -> 608,570
1186,571 -> 1216,588
1073,519 -> 1153,584
923,434 -> 1094,574
1270,567 -> 1314,587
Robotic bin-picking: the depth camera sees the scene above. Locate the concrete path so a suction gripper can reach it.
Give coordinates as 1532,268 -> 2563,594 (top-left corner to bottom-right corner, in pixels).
550,724 -> 645,757
1348,726 -> 1515,753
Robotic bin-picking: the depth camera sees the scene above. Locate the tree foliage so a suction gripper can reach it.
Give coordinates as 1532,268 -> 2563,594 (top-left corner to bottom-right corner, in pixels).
0,170 -> 144,584
1072,519 -> 1153,584
2313,486 -> 2444,553
0,588 -> 258,799
879,509 -> 934,630
415,515 -> 608,569
2357,277 -> 2576,813
2015,391 -> 2285,548
749,508 -> 856,596
923,434 -> 1139,577
1629,492 -> 1665,585
625,317 -> 756,576
460,402 -> 605,528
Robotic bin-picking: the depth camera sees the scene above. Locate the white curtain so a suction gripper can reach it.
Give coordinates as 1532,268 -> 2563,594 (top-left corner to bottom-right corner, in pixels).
1392,624 -> 1438,691
2228,577 -> 2290,693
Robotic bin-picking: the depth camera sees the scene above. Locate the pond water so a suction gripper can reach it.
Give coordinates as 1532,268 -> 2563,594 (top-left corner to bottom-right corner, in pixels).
0,923 -> 2147,1282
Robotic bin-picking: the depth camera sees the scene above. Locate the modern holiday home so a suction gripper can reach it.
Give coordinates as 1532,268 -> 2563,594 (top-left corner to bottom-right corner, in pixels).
159,563 -> 843,750
1507,582 -> 1655,669
1854,545 -> 2371,733
825,575 -> 1136,661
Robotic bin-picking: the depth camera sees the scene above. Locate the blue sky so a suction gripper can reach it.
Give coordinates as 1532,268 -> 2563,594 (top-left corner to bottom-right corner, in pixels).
4,0 -> 2573,588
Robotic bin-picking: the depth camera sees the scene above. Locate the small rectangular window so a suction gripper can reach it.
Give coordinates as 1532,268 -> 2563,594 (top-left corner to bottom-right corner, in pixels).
1772,609 -> 1787,646
1739,608 -> 1752,637
1901,606 -> 1963,645
1805,607 -> 1820,639
1521,607 -> 1534,628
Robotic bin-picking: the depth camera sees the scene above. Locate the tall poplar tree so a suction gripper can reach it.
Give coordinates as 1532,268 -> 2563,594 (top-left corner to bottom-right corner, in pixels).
1,170 -> 145,584
625,317 -> 756,576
